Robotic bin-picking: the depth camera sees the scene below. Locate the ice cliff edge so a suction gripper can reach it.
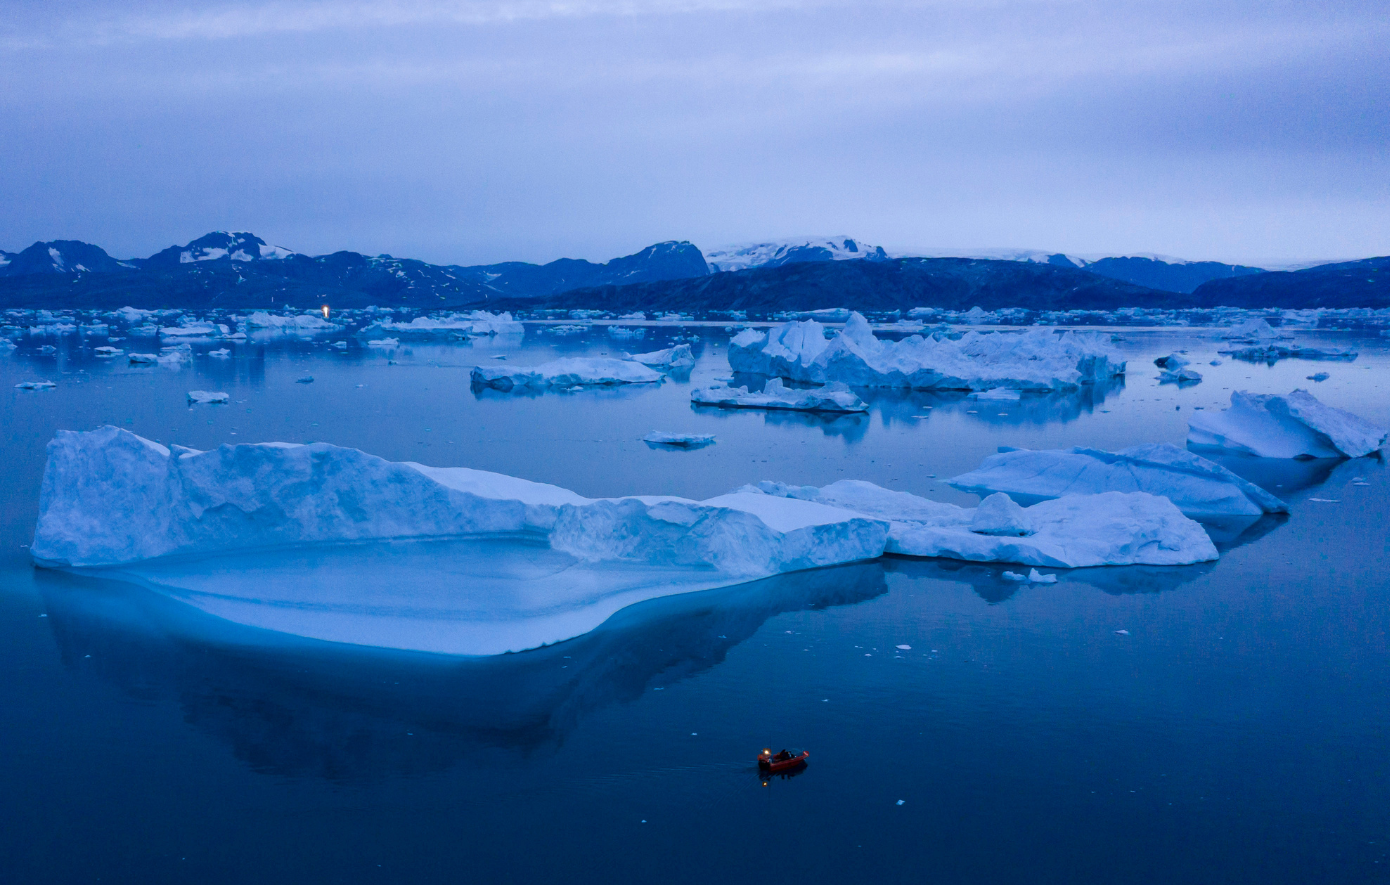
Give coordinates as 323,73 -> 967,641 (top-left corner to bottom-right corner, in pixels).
31,426 -> 889,574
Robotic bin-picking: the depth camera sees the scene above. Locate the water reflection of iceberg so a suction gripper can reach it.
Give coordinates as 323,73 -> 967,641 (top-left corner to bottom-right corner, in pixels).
863,376 -> 1125,428
35,562 -> 888,778
882,555 -> 1216,602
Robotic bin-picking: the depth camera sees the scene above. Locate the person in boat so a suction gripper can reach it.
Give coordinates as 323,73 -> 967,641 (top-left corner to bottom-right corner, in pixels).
775,749 -> 793,762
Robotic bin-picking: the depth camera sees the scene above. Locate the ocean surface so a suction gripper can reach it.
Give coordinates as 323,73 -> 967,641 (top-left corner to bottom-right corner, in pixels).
2,323 -> 1388,884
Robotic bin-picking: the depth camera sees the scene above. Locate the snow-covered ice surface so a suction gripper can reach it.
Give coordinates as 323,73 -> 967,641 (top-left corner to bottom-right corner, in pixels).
742,480 -> 1217,568
728,313 -> 1124,391
31,427 -> 887,654
691,379 -> 867,412
472,358 -> 664,391
359,311 -> 522,339
1188,390 -> 1388,459
948,443 -> 1288,518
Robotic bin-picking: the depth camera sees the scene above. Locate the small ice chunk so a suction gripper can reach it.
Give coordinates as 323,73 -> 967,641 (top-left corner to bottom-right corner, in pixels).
296,375 -> 314,384
128,353 -> 159,364
208,348 -> 231,358
187,390 -> 229,404
970,493 -> 1033,536
691,379 -> 867,413
895,644 -> 911,650
1027,569 -> 1057,584
1003,571 -> 1027,581
1306,372 -> 1330,382
15,380 -> 56,390
643,431 -> 716,448
1114,629 -> 1130,635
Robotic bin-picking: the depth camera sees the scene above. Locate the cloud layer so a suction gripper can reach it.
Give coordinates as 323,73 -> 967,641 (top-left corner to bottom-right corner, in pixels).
2,0 -> 1386,264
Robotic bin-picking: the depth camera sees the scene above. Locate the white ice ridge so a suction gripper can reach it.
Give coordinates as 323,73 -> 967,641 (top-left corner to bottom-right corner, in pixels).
359,311 -> 522,339
471,357 -> 664,390
948,444 -> 1287,518
691,379 -> 867,413
32,426 -> 887,576
728,312 -> 1124,391
741,480 -> 1217,567
1188,390 -> 1388,459
626,343 -> 695,369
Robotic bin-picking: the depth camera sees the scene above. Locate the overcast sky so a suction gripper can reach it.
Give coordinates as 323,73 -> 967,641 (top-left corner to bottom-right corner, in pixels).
2,0 -> 1386,266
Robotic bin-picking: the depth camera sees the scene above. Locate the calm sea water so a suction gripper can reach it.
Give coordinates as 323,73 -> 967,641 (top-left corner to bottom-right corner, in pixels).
1,325 -> 1388,884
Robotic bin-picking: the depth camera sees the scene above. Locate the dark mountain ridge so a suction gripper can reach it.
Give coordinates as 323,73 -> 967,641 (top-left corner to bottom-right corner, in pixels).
1189,257 -> 1390,308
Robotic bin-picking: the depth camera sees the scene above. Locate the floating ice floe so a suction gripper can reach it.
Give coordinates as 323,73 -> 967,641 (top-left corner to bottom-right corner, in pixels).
94,346 -> 123,357
365,337 -> 399,349
31,427 -> 889,654
1221,318 -> 1287,341
948,443 -> 1287,518
728,312 -> 1123,391
16,380 -> 56,390
1187,390 -> 1387,459
608,326 -> 645,340
643,431 -> 715,448
161,321 -> 228,338
691,379 -> 867,413
128,353 -> 158,364
741,480 -> 1217,568
1159,366 -> 1202,384
627,344 -> 695,370
296,375 -> 314,384
157,345 -> 192,368
187,391 -> 229,404
472,357 -> 664,391
1307,372 -> 1330,382
208,348 -> 231,358
358,311 -> 522,339
1222,342 -> 1357,362
244,312 -> 341,334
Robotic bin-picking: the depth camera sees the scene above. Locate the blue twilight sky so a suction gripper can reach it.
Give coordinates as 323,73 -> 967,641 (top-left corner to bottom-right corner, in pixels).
1,0 -> 1386,266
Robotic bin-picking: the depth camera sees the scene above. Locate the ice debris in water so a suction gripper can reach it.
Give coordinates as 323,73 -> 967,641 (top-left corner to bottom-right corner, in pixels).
94,345 -> 123,357
365,338 -> 399,349
1187,390 -> 1387,459
741,481 -> 1218,568
472,358 -> 664,391
643,431 -> 716,448
728,312 -> 1124,391
30,427 -> 891,654
296,375 -> 314,384
627,344 -> 695,370
187,391 -> 229,404
209,348 -> 231,358
128,353 -> 158,364
949,443 -> 1287,518
1003,571 -> 1027,582
691,379 -> 867,413
1307,372 -> 1330,382
15,380 -> 57,390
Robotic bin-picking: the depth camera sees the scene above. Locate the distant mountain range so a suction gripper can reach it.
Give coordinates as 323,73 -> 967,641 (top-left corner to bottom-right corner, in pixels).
0,230 -> 1384,311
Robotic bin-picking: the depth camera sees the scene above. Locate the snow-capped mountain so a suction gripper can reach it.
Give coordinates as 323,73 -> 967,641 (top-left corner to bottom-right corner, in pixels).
0,240 -> 133,276
141,231 -> 297,267
705,237 -> 888,272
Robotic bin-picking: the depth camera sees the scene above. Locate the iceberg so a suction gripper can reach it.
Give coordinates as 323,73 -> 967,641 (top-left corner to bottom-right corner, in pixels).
128,353 -> 158,364
742,480 -> 1217,568
365,337 -> 399,349
31,428 -> 888,654
643,431 -> 716,448
1159,366 -> 1202,384
161,321 -> 226,338
16,380 -> 57,390
471,358 -> 664,391
1188,390 -> 1388,459
187,390 -> 229,404
728,312 -> 1123,391
948,443 -> 1287,518
358,311 -> 522,339
94,346 -> 123,357
1222,342 -> 1357,362
627,343 -> 695,370
1221,318 -> 1285,341
208,348 -> 231,358
690,379 -> 868,413
244,312 -> 341,334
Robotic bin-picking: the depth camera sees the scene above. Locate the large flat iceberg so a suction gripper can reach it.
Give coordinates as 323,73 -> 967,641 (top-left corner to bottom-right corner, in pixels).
948,443 -> 1288,518
1188,390 -> 1387,459
471,357 -> 663,391
31,428 -> 888,654
728,312 -> 1124,391
742,480 -> 1217,568
360,311 -> 522,339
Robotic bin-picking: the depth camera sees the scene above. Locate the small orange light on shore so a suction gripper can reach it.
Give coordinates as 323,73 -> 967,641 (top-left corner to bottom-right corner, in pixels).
321,305 -> 330,319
